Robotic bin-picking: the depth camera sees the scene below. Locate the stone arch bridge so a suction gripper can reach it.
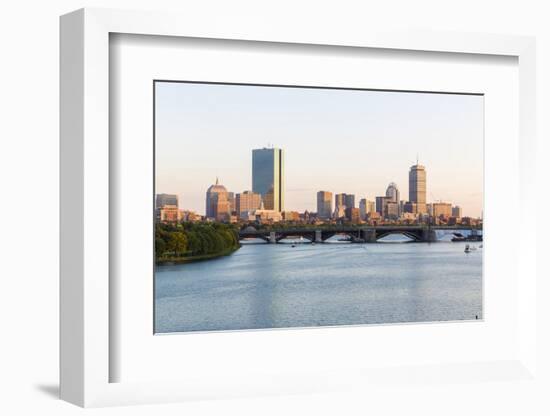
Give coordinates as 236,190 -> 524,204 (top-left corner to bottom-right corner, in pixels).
238,225 -> 474,243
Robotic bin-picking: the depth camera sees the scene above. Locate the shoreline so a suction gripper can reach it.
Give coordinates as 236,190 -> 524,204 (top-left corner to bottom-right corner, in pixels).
156,245 -> 241,265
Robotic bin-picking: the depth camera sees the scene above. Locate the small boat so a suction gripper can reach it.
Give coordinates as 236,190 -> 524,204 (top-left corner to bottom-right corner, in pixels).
291,244 -> 296,248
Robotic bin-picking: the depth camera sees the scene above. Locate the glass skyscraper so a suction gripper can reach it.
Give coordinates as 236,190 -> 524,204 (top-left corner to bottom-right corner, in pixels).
252,148 -> 284,212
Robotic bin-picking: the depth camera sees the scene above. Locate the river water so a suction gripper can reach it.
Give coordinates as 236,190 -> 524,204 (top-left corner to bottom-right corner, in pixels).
155,235 -> 483,333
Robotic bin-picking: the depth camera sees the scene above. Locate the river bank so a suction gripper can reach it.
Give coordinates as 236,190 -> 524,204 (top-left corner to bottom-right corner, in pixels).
156,244 -> 241,265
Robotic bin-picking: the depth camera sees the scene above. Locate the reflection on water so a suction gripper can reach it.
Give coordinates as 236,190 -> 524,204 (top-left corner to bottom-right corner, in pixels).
155,240 -> 483,333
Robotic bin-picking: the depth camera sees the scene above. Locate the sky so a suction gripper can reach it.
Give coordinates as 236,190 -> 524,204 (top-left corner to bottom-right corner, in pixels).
155,81 -> 484,218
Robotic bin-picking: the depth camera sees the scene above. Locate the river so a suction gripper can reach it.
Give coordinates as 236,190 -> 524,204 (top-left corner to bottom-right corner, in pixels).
155,235 -> 483,333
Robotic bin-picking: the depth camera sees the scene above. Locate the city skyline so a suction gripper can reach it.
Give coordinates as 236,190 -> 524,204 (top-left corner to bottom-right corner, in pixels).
155,82 -> 483,217
158,155 -> 475,223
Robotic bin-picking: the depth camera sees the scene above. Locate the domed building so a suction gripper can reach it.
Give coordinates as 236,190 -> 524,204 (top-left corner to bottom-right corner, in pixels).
205,177 -> 231,221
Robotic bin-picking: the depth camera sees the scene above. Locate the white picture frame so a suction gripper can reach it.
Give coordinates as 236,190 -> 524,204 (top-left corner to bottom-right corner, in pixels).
60,7 -> 537,407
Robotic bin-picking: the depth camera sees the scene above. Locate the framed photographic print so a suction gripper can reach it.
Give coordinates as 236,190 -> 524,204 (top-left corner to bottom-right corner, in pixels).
60,8 -> 537,407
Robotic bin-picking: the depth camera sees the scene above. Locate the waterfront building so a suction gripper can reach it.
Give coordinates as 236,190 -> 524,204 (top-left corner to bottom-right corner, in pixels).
452,205 -> 463,218
345,207 -> 361,223
400,212 -> 417,222
235,191 -> 262,216
205,178 -> 231,221
366,211 -> 381,224
408,163 -> 427,214
155,193 -> 181,223
254,209 -> 283,223
252,147 -> 284,212
157,205 -> 181,223
317,191 -> 333,219
283,211 -> 300,222
432,202 -> 452,219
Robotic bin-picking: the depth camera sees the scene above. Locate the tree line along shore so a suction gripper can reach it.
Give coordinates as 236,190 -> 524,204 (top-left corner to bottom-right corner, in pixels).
155,222 -> 241,264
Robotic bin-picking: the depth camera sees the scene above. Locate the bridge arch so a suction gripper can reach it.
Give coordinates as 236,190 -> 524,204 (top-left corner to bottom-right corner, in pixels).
376,231 -> 422,242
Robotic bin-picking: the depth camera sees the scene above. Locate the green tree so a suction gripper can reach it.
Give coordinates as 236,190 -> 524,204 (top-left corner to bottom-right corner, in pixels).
155,237 -> 167,258
167,232 -> 187,256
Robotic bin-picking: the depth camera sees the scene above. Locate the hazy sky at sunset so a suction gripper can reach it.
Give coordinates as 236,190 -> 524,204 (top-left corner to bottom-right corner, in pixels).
155,82 -> 483,218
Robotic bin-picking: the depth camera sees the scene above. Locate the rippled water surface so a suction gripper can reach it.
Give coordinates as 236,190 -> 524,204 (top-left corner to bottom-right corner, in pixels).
155,240 -> 482,333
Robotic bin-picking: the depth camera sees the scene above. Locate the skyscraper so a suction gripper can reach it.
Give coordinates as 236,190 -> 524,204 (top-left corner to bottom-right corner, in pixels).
376,196 -> 392,217
344,194 -> 356,209
205,178 -> 231,221
386,182 -> 400,203
335,193 -> 346,210
409,163 -> 427,214
452,206 -> 463,218
359,198 -> 375,220
386,182 -> 400,216
335,193 -> 355,209
252,147 -> 284,212
317,191 -> 333,219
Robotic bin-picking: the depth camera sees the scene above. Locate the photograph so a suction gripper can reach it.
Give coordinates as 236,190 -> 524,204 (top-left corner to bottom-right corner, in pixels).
154,81 -> 484,334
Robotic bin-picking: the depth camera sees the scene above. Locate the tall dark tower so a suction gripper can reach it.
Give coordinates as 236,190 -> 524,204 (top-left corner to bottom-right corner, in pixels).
409,163 -> 427,214
252,147 -> 284,212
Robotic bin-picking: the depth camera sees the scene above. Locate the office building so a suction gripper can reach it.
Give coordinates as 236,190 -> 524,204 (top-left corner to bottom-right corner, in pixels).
452,205 -> 463,218
403,201 -> 418,214
156,193 -> 178,209
157,205 -> 181,223
205,178 -> 231,221
432,202 -> 452,219
345,207 -> 361,223
345,194 -> 355,209
385,202 -> 399,219
335,193 -> 346,211
227,192 -> 235,214
252,147 -> 284,212
317,191 -> 333,219
235,191 -> 262,216
376,196 -> 392,217
359,198 -> 375,220
155,193 -> 181,223
409,163 -> 427,214
386,182 -> 400,203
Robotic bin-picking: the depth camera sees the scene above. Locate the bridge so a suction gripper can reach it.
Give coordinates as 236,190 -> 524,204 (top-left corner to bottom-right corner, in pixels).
238,225 -> 479,243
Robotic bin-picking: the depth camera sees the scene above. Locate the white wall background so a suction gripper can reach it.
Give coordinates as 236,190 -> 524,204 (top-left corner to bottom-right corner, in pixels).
0,1 -> 548,415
